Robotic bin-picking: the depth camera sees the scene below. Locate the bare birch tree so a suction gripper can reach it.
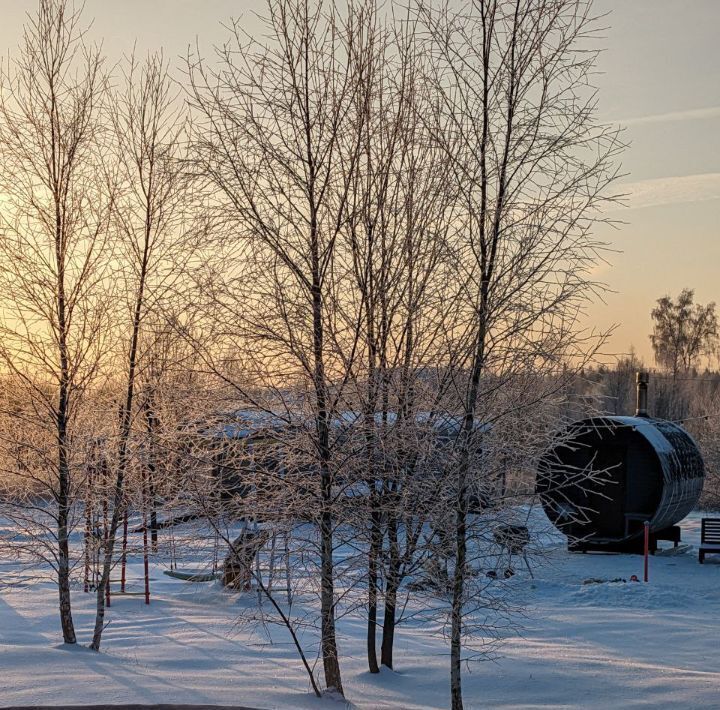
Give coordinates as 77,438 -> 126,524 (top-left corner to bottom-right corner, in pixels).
651,289 -> 718,379
186,0 -> 388,694
417,1 -> 624,707
340,12 -> 461,672
0,0 -> 112,644
88,51 -> 196,650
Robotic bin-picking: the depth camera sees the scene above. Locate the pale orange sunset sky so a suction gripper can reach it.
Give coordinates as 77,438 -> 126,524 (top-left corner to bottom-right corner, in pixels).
1,0 -> 718,364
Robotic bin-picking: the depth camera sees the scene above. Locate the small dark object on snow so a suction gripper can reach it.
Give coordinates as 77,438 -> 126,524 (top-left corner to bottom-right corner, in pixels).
493,524 -> 530,553
582,577 -> 626,585
503,568 -> 515,579
699,517 -> 720,563
493,524 -> 533,578
486,570 -> 497,579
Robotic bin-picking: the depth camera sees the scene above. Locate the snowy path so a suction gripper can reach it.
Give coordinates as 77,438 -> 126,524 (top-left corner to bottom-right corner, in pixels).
2,513 -> 720,709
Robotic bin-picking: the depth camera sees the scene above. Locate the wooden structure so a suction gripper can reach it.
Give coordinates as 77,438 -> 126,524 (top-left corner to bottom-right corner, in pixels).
538,415 -> 704,554
222,528 -> 270,590
699,517 -> 720,563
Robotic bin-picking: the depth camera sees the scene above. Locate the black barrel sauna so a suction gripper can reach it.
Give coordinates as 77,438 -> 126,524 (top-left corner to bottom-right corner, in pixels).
538,375 -> 704,553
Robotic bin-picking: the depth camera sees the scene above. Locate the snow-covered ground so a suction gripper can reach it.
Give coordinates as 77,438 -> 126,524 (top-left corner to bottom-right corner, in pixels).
2,512 -> 720,710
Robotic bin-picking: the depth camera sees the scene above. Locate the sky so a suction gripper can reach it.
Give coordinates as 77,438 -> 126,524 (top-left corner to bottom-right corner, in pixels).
0,0 -> 718,364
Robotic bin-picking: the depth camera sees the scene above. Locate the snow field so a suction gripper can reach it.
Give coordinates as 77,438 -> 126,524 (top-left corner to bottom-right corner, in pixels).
1,512 -> 720,709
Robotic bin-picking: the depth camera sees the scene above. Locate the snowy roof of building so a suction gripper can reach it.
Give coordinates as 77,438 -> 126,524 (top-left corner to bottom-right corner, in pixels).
204,408 -> 490,440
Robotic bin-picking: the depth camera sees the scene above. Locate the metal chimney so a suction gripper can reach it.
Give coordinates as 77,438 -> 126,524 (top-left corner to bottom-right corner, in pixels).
635,371 -> 650,417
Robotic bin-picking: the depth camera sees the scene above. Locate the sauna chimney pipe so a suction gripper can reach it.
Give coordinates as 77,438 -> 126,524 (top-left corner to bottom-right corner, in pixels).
635,371 -> 649,417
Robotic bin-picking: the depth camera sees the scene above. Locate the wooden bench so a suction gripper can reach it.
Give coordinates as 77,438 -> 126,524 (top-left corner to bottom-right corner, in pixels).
699,518 -> 720,563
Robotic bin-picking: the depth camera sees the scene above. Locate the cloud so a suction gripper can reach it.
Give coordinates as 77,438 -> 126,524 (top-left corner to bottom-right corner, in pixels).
616,106 -> 720,127
618,173 -> 720,210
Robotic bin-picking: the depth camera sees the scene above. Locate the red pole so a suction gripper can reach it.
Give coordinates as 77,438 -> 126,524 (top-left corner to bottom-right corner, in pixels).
143,524 -> 150,605
121,510 -> 128,593
83,529 -> 90,592
143,469 -> 151,605
84,466 -> 92,593
643,521 -> 650,583
103,460 -> 111,607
